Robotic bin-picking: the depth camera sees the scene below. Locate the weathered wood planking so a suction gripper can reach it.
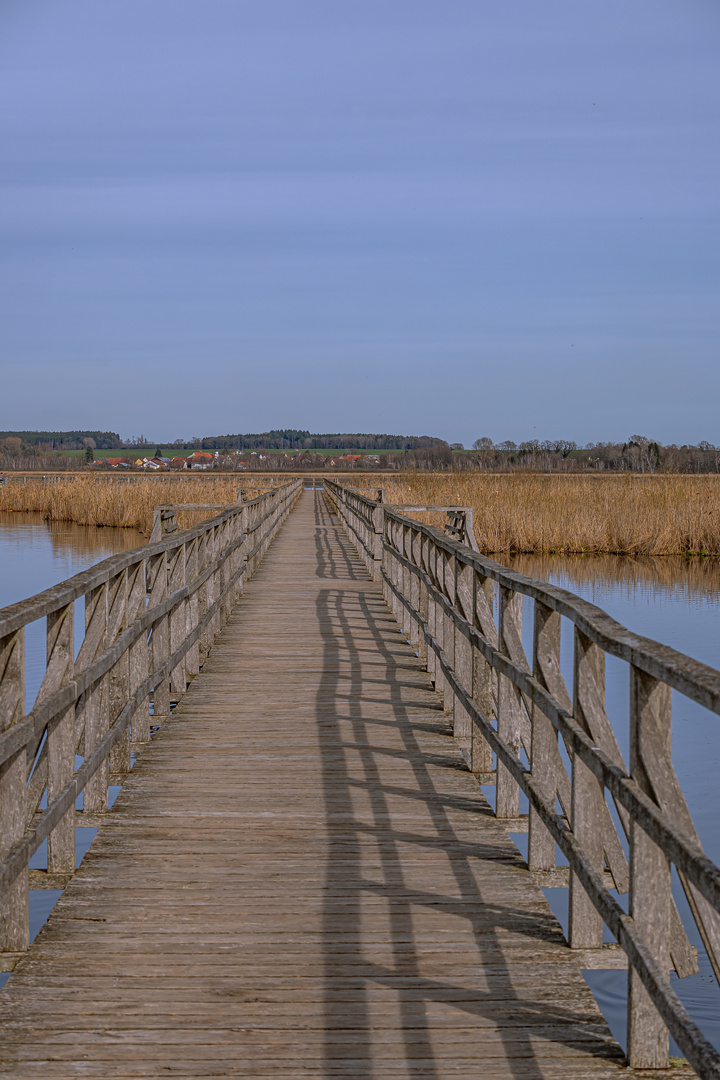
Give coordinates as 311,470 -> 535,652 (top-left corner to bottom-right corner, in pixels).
0,491 -> 636,1078
0,478 -> 301,957
326,478 -> 718,1077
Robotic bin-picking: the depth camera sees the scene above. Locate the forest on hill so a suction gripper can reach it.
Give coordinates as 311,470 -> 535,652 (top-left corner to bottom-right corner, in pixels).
0,430 -> 122,449
193,430 -> 447,451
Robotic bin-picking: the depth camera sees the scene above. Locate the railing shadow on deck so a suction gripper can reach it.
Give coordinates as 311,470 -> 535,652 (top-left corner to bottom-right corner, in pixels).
312,490 -> 625,1080
313,490 -> 361,581
323,479 -> 720,1079
0,479 -> 302,973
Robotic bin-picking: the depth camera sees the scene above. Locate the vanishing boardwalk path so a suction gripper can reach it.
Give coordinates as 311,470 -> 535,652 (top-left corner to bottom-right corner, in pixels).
0,491 -> 628,1078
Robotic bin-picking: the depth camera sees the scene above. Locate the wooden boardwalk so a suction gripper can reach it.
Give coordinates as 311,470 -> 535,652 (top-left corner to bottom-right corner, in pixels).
0,490 -> 629,1078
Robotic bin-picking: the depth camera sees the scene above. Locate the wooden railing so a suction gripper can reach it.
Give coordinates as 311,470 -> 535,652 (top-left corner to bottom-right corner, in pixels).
0,480 -> 301,967
324,478 -> 720,1077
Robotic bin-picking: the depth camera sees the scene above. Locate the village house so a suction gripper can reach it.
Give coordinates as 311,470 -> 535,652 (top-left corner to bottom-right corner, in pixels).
186,451 -> 215,470
331,454 -> 363,467
137,457 -> 170,470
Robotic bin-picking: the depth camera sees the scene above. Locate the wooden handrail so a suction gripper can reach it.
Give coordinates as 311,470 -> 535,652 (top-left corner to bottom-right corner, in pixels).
324,477 -> 720,1078
0,480 -> 302,966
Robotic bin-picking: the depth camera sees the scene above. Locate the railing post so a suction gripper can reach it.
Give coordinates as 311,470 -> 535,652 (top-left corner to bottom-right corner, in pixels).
231,507 -> 242,603
432,544 -> 449,705
627,666 -> 672,1069
222,518 -> 233,622
150,505 -> 177,544
471,572 -> 495,775
453,560 -> 474,762
210,523 -> 221,639
569,629 -> 605,949
128,558 -> 150,744
169,542 -> 187,699
46,603 -> 75,873
108,570 -> 131,777
185,539 -> 200,681
0,628 -> 28,952
199,527 -> 213,652
381,519 -> 391,608
496,587 -> 523,819
246,506 -> 256,579
232,508 -> 245,606
371,504 -> 384,582
150,506 -> 162,544
82,581 -> 109,813
407,526 -> 421,654
416,533 -> 429,668
363,507 -> 372,573
198,533 -> 211,663
528,601 -> 559,871
240,501 -> 250,584
148,551 -> 170,728
401,523 -> 411,637
426,540 -> 439,690
442,550 -> 457,727
390,523 -> 402,627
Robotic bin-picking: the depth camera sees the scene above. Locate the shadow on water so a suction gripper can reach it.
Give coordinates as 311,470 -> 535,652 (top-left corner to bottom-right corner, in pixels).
312,492 -> 624,1078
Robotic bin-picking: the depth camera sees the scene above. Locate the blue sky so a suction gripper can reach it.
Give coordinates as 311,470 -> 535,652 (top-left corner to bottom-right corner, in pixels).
0,1 -> 718,445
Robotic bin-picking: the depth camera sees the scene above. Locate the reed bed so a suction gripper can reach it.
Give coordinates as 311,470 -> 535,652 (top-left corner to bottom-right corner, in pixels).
366,474 -> 720,555
5,473 -> 720,555
0,477 -> 276,535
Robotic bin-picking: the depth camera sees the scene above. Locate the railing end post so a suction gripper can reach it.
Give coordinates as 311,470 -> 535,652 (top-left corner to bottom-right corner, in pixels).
372,505 -> 385,582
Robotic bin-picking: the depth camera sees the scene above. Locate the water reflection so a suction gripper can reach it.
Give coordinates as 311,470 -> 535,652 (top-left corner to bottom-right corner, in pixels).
508,551 -> 720,601
0,512 -> 145,707
0,511 -> 144,610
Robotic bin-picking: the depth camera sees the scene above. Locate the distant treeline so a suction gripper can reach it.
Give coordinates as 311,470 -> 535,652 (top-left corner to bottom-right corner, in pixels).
2,431 -> 720,474
0,429 -> 446,452
0,430 -> 123,450
196,430 -> 447,451
457,436 -> 720,474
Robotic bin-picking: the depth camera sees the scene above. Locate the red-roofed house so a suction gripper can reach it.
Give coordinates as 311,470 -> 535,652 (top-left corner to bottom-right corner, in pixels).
187,451 -> 215,470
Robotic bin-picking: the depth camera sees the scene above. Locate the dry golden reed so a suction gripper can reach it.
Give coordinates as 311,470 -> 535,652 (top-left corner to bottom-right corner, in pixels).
369,474 -> 720,555
5,473 -> 720,555
0,477 -> 275,535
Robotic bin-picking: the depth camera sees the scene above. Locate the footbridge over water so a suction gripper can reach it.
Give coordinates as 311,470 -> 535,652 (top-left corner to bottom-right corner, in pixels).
0,481 -> 718,1078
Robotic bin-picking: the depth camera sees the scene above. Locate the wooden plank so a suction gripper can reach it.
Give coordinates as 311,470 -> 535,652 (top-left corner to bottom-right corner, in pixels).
0,492 -> 632,1078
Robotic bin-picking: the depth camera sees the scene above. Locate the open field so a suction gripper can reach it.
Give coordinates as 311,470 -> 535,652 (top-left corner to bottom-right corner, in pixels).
368,473 -> 720,555
0,476 -> 277,535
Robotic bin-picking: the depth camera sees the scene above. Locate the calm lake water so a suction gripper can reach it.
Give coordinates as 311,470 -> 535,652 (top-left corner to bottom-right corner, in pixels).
0,517 -> 718,1055
0,512 -> 144,707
